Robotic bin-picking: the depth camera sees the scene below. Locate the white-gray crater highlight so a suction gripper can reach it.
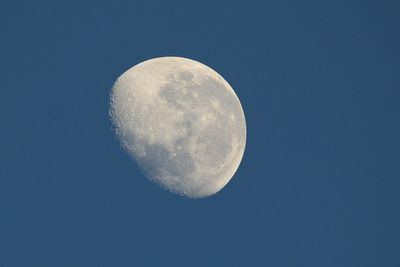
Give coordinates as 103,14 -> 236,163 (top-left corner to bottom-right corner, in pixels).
110,57 -> 246,198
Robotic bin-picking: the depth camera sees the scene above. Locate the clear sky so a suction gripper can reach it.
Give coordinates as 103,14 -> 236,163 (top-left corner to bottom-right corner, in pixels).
1,0 -> 399,266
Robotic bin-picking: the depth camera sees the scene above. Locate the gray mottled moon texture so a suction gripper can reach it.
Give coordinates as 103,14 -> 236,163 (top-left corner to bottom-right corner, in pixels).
110,57 -> 246,198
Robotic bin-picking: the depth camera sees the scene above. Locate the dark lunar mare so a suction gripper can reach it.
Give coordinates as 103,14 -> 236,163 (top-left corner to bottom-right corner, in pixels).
137,142 -> 196,181
136,70 -> 243,188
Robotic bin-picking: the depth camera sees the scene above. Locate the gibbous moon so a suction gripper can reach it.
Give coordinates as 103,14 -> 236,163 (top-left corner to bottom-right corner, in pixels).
110,57 -> 246,198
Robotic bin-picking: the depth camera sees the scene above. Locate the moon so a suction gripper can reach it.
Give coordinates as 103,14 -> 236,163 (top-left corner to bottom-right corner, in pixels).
110,57 -> 246,198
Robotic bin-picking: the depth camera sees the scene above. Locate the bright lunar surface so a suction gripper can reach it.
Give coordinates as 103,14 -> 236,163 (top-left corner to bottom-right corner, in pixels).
110,57 -> 246,198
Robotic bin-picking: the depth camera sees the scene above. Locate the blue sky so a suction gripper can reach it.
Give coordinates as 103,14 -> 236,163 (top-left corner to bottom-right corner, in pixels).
1,0 -> 399,266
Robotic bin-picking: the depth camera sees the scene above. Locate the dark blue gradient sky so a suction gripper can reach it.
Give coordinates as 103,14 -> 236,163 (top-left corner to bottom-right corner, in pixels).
1,0 -> 399,266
